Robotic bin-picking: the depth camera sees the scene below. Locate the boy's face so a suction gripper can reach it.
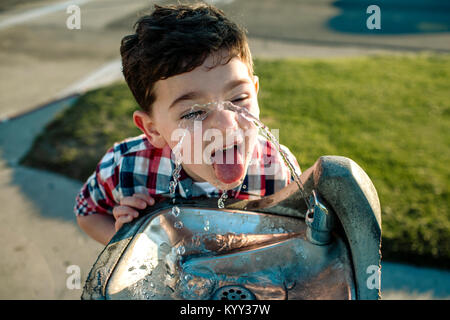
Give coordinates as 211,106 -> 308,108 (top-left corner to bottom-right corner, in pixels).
134,52 -> 260,190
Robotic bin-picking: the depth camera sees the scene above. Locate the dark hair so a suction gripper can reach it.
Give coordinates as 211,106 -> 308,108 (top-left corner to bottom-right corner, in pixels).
120,2 -> 253,114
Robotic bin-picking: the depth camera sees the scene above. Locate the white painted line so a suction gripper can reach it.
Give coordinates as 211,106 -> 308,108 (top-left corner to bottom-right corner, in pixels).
0,59 -> 123,122
0,0 -> 91,30
57,58 -> 123,98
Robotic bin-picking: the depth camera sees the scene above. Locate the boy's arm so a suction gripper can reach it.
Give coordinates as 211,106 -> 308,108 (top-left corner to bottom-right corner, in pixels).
76,193 -> 155,245
74,143 -> 154,245
74,146 -> 119,245
77,214 -> 116,246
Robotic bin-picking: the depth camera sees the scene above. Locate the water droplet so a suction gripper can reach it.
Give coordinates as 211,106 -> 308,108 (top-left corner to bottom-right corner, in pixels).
184,274 -> 195,290
174,220 -> 183,229
169,181 -> 176,194
171,206 -> 180,217
285,280 -> 296,290
218,191 -> 228,209
177,246 -> 186,255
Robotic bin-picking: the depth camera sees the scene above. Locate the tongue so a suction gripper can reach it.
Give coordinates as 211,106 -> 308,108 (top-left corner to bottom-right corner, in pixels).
213,146 -> 245,184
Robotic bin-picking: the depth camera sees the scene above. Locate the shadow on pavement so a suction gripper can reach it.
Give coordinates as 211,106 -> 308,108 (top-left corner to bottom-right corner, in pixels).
0,95 -> 106,299
0,95 -> 83,223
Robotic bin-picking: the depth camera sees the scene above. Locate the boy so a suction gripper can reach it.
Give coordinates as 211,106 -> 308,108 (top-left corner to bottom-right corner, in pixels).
75,3 -> 301,245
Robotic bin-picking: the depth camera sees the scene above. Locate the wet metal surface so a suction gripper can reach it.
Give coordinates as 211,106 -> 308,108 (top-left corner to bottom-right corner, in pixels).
103,207 -> 355,300
82,156 -> 381,300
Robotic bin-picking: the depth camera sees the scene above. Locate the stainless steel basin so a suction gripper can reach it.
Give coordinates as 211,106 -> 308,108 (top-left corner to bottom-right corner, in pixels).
82,156 -> 382,300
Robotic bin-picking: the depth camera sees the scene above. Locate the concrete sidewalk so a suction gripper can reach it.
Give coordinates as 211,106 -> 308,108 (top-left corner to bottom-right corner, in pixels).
0,96 -> 103,299
0,0 -> 150,120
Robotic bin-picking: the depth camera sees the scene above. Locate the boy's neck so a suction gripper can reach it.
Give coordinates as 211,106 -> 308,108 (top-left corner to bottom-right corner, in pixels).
180,163 -> 207,183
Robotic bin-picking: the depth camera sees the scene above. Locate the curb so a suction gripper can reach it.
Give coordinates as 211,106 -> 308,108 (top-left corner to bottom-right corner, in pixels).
0,93 -> 81,123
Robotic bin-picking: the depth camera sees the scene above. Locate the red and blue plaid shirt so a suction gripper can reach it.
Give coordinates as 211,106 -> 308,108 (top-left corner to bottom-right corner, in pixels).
74,134 -> 301,216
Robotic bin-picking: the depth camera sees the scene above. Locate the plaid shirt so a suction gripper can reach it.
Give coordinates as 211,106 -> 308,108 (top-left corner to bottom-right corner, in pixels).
74,134 -> 301,216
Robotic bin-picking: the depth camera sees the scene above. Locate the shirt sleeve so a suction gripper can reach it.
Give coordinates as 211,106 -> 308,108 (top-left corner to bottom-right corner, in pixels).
74,147 -> 120,216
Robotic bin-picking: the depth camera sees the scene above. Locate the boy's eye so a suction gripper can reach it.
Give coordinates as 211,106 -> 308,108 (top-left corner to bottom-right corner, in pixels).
180,110 -> 206,120
231,95 -> 249,104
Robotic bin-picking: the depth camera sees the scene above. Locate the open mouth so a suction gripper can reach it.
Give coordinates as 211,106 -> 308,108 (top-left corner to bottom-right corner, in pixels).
211,143 -> 245,185
210,143 -> 240,162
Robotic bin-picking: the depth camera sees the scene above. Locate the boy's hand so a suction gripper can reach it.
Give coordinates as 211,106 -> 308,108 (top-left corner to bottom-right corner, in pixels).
113,193 -> 155,232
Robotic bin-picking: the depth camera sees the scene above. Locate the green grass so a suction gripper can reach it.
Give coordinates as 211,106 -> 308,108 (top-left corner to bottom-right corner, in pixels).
21,84 -> 141,181
21,54 -> 450,268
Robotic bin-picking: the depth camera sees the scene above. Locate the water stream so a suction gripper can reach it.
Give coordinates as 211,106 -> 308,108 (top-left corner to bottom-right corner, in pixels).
168,100 -> 311,211
164,100 -> 312,276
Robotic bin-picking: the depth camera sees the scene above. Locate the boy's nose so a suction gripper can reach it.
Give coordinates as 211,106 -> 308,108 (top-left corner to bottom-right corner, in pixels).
208,107 -> 239,133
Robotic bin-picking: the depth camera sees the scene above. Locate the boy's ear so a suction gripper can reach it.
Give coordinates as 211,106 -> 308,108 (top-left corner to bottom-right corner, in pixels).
133,110 -> 167,149
253,75 -> 259,95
